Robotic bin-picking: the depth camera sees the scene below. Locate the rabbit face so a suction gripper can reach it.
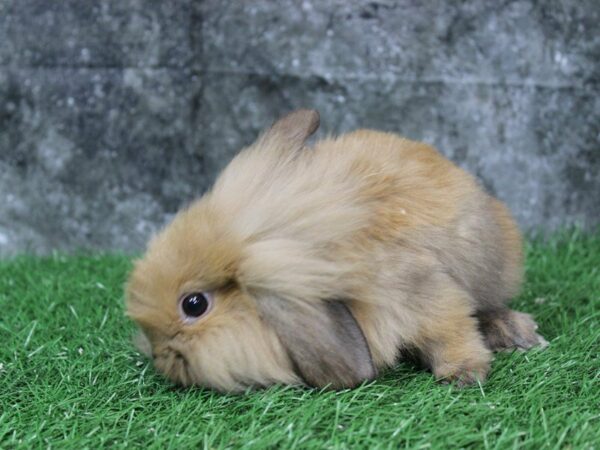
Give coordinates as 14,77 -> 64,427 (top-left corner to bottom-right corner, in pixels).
126,199 -> 303,392
134,291 -> 300,392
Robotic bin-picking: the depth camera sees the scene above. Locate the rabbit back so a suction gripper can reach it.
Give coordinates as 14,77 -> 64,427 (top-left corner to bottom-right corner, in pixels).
306,130 -> 523,368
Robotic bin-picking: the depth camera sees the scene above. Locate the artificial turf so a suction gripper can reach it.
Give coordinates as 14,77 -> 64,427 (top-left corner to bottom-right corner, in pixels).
0,231 -> 598,449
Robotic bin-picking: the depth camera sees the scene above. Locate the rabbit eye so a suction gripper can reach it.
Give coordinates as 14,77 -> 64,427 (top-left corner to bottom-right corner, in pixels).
180,292 -> 212,319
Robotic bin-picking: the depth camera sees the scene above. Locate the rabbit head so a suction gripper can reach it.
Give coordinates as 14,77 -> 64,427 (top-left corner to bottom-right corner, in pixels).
125,110 -> 376,392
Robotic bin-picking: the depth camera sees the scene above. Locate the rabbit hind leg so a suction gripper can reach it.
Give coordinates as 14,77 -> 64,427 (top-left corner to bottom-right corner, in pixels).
414,276 -> 492,387
477,309 -> 548,352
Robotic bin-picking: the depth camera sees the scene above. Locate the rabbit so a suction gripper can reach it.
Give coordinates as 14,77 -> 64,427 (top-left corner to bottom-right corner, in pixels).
125,109 -> 547,392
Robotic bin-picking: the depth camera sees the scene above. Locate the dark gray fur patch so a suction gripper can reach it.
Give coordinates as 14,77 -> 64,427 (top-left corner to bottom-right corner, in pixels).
429,193 -> 513,311
255,296 -> 376,389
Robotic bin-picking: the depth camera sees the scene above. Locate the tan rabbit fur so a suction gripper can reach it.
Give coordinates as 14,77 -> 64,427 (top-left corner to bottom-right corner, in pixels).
126,109 -> 547,392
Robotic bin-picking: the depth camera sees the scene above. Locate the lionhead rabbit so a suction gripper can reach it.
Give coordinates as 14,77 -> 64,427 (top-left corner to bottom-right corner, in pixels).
125,109 -> 547,391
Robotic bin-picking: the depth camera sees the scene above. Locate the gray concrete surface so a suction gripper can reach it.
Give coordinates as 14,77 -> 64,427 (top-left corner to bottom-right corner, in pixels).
1,0 -> 599,255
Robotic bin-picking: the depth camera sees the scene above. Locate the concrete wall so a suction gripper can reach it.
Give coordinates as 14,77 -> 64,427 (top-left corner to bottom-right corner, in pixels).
1,0 -> 598,255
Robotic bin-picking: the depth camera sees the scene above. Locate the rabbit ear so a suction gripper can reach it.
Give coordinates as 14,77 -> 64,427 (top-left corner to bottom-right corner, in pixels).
256,297 -> 376,389
261,109 -> 320,149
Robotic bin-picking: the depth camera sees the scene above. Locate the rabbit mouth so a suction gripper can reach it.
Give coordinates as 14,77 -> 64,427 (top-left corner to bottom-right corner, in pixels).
154,346 -> 194,386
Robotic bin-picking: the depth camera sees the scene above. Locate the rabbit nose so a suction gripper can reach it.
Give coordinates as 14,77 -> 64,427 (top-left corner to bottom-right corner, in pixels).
172,349 -> 185,361
166,341 -> 188,361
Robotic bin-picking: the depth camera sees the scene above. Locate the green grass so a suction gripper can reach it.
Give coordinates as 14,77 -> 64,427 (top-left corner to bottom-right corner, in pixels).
1,232 -> 598,449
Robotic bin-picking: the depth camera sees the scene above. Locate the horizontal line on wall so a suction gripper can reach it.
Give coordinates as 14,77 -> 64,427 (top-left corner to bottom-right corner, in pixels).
0,65 -> 595,91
